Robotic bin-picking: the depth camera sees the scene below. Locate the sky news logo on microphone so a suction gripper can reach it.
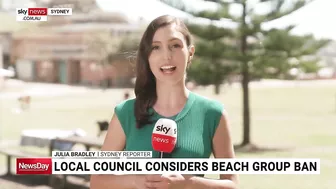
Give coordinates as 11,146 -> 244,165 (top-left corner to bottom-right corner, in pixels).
152,118 -> 177,154
16,158 -> 52,175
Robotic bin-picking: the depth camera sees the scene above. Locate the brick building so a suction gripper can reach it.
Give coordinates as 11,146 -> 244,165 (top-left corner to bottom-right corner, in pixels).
10,13 -> 143,87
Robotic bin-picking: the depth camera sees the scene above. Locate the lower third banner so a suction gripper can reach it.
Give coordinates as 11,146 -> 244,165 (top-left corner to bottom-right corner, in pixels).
16,157 -> 321,175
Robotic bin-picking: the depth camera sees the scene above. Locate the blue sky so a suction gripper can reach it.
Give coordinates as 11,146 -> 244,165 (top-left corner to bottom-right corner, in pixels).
96,0 -> 336,40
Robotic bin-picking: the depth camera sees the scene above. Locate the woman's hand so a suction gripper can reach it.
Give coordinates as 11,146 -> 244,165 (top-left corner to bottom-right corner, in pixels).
144,174 -> 192,189
131,174 -> 153,189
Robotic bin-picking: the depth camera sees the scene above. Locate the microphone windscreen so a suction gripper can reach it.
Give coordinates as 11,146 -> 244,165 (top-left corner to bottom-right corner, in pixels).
151,118 -> 177,153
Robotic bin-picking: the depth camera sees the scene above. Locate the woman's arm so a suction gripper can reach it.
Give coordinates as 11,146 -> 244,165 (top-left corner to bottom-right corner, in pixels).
185,110 -> 238,189
91,174 -> 142,189
90,114 -> 145,189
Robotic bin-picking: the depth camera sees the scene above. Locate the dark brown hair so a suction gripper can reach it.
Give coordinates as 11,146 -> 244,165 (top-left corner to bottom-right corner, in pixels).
134,15 -> 193,129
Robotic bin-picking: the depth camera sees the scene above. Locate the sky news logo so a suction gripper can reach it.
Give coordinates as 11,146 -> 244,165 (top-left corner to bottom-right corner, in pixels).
17,8 -> 48,16
16,7 -> 72,21
16,158 -> 52,175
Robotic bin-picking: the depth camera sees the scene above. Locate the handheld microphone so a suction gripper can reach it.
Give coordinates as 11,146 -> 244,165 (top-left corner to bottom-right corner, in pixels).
151,118 -> 177,158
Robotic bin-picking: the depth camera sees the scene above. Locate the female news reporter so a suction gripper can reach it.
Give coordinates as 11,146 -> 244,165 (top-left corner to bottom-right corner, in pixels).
90,15 -> 238,189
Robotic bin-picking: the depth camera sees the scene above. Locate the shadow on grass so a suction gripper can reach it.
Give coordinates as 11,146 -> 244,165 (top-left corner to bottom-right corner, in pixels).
0,174 -> 89,189
234,143 -> 294,154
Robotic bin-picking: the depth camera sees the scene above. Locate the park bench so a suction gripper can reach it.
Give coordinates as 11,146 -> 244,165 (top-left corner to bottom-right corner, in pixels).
49,136 -> 104,188
0,146 -> 73,189
0,130 -> 101,189
0,147 -> 48,175
0,129 -> 86,188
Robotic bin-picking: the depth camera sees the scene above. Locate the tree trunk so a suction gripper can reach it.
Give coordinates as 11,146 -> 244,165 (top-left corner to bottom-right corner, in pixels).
241,2 -> 251,146
241,61 -> 250,145
214,84 -> 220,94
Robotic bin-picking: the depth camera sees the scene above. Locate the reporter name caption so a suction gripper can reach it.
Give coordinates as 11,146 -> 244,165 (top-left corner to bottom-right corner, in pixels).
52,151 -> 152,159
16,151 -> 320,175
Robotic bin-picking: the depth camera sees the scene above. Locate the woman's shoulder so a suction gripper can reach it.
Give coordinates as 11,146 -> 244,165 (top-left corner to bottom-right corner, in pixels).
192,92 -> 224,112
115,98 -> 136,113
191,92 -> 225,137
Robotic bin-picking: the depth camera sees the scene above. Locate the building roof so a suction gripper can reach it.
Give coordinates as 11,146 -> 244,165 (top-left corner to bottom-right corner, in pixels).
46,22 -> 143,32
0,12 -> 39,33
37,11 -> 132,26
69,12 -> 131,23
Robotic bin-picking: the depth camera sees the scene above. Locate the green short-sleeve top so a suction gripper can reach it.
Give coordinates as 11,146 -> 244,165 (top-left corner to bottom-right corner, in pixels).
114,91 -> 224,159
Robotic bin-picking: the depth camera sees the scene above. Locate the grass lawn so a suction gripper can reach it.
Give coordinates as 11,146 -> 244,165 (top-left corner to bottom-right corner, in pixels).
0,83 -> 335,189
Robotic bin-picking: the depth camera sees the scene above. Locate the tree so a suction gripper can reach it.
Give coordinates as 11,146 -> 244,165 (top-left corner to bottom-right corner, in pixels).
185,25 -> 240,94
83,31 -> 119,65
83,31 -> 140,88
187,58 -> 238,94
108,33 -> 140,68
84,31 -> 140,65
160,0 -> 328,146
252,27 -> 330,79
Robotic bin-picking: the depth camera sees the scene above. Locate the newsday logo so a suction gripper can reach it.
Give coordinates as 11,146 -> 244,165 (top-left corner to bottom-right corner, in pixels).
16,7 -> 72,21
19,162 -> 49,170
16,158 -> 52,174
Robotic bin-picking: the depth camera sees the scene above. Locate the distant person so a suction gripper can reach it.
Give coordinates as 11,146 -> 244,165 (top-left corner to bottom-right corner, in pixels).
91,15 -> 237,189
123,91 -> 130,100
18,95 -> 31,110
13,94 -> 31,114
96,121 -> 109,137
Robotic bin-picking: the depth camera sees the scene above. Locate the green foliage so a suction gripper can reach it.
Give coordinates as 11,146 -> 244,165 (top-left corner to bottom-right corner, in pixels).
116,35 -> 139,53
109,34 -> 140,64
161,0 -> 330,81
84,31 -> 140,65
187,58 -> 237,86
262,28 -> 329,58
184,23 -> 238,93
252,28 -> 330,78
187,23 -> 235,40
300,60 -> 322,73
160,0 -> 329,145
